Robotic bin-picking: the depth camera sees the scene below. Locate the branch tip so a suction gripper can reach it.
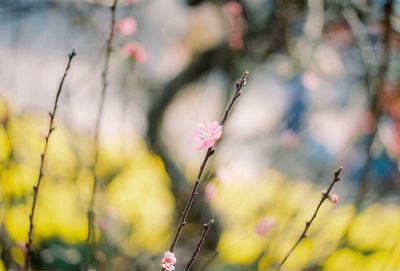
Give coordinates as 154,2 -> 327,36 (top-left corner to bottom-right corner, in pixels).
69,49 -> 77,58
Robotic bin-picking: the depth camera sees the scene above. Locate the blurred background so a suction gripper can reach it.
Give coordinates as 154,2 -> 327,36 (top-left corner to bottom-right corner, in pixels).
1,0 -> 400,270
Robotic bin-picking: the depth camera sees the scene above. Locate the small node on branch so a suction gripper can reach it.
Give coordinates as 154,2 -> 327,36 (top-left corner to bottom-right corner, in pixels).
69,49 -> 77,58
204,219 -> 214,229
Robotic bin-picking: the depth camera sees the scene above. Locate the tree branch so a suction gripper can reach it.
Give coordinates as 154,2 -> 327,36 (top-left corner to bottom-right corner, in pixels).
186,219 -> 214,271
276,167 -> 343,271
24,49 -> 76,271
86,0 -> 118,268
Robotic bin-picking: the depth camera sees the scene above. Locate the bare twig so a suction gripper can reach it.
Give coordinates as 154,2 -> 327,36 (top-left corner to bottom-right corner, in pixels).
24,49 -> 76,270
276,167 -> 343,271
199,251 -> 219,271
161,71 -> 249,270
86,0 -> 119,268
186,219 -> 214,271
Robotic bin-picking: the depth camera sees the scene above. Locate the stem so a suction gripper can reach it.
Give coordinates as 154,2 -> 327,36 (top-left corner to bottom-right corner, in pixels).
24,49 -> 76,271
276,167 -> 343,271
86,0 -> 118,268
199,251 -> 218,271
186,219 -> 214,271
162,71 -> 249,270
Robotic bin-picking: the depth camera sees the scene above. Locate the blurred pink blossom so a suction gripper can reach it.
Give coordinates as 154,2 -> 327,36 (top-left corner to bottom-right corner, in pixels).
114,17 -> 137,36
18,242 -> 27,254
328,194 -> 339,204
223,1 -> 242,17
255,216 -> 276,236
121,42 -> 148,63
204,183 -> 216,203
223,1 -> 244,50
280,130 -> 299,147
216,168 -> 230,185
228,29 -> 244,50
192,121 -> 222,150
160,251 -> 176,271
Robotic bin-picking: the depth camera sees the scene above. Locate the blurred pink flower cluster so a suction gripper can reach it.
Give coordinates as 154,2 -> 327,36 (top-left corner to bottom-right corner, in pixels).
160,251 -> 177,271
121,42 -> 148,63
114,16 -> 148,63
114,17 -> 137,35
255,216 -> 276,236
223,1 -> 245,51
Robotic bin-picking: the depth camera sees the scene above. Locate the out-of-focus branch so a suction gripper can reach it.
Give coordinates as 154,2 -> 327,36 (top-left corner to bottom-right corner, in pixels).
86,0 -> 118,269
344,2 -> 392,209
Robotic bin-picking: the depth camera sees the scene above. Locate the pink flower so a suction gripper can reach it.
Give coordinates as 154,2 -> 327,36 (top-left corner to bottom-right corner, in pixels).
114,17 -> 137,36
192,121 -> 222,150
223,1 -> 242,17
223,1 -> 244,51
328,194 -> 339,204
216,168 -> 230,185
255,216 -> 276,236
121,42 -> 148,63
160,251 -> 177,271
228,30 -> 244,50
204,183 -> 216,203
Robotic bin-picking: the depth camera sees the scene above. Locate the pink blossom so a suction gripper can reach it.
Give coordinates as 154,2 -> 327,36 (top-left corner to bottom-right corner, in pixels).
216,168 -> 230,185
328,194 -> 339,204
223,1 -> 242,17
160,251 -> 177,271
121,42 -> 148,63
255,216 -> 276,236
204,183 -> 216,203
114,17 -> 137,36
192,121 -> 222,150
223,1 -> 244,51
18,242 -> 28,254
228,31 -> 244,51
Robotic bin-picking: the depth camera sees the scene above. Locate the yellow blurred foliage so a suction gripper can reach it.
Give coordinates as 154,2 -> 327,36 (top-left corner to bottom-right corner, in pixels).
0,110 -> 175,257
348,204 -> 400,251
323,248 -> 365,271
218,227 -> 264,264
1,97 -> 400,270
0,125 -> 10,163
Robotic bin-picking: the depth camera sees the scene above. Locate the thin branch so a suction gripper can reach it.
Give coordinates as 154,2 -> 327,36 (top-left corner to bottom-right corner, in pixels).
199,251 -> 218,271
24,49 -> 76,271
276,167 -> 343,271
161,71 -> 249,270
186,219 -> 214,271
86,0 -> 119,268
